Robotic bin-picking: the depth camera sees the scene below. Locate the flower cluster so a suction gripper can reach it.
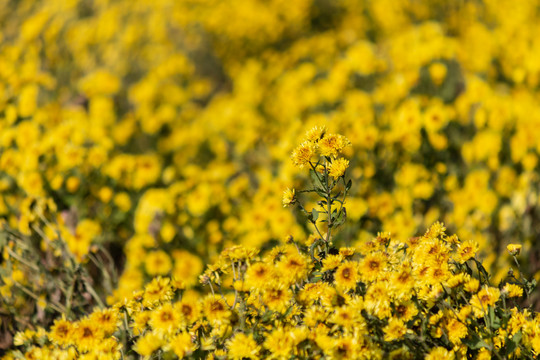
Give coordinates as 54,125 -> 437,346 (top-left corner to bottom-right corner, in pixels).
3,0 -> 540,355
4,133 -> 539,360
5,223 -> 539,359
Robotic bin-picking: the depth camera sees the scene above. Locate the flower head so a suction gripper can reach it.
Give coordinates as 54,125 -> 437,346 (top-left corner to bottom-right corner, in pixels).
507,244 -> 522,256
328,158 -> 349,179
282,188 -> 296,207
291,142 -> 314,168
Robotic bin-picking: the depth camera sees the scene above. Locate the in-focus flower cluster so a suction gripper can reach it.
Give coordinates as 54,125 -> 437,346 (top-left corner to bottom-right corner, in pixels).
5,222 -> 539,359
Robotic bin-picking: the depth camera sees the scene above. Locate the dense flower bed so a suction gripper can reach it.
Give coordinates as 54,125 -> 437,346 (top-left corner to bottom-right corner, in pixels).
2,0 -> 540,357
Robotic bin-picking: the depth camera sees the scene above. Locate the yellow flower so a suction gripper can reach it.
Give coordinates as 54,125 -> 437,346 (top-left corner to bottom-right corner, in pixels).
426,347 -> 454,360
282,188 -> 296,207
428,62 -> 447,86
134,333 -> 163,357
150,303 -> 181,335
261,282 -> 292,313
384,318 -> 408,342
202,295 -> 231,322
328,158 -> 349,179
318,134 -> 350,158
359,253 -> 386,283
48,316 -> 74,347
89,308 -> 119,336
264,327 -> 294,359
291,141 -> 314,168
446,318 -> 468,345
145,250 -> 173,276
334,262 -> 359,291
503,283 -> 523,298
321,254 -> 344,272
169,332 -> 196,358
471,286 -> 501,318
143,277 -> 174,308
455,239 -> 478,263
245,262 -> 274,289
305,126 -> 327,143
74,318 -> 103,352
227,333 -> 260,360
507,244 -> 522,256
276,252 -> 310,285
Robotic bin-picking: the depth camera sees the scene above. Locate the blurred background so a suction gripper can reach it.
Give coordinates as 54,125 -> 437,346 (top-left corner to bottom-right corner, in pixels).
2,0 -> 540,349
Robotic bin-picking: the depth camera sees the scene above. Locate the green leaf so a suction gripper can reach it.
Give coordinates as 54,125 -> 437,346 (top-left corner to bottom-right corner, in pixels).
345,179 -> 352,192
311,208 -> 319,222
310,170 -> 324,190
504,331 -> 522,356
333,208 -> 347,227
463,333 -> 489,350
489,306 -> 501,329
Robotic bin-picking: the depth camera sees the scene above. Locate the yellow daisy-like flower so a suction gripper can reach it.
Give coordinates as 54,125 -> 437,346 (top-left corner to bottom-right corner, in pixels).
277,252 -> 310,285
291,141 -> 314,168
503,283 -> 523,298
143,277 -> 174,308
48,316 -> 74,347
426,347 -> 454,360
328,158 -> 349,179
455,239 -> 478,263
150,303 -> 181,335
318,133 -> 350,158
262,282 -> 292,313
134,332 -> 163,357
359,252 -> 386,283
74,318 -> 103,352
305,126 -> 327,143
507,244 -> 522,256
471,286 -> 500,318
282,188 -> 296,207
227,333 -> 260,360
202,295 -> 231,322
321,254 -> 344,272
145,250 -> 173,276
446,318 -> 468,345
334,262 -> 359,291
384,318 -> 409,342
245,262 -> 274,290
169,332 -> 196,358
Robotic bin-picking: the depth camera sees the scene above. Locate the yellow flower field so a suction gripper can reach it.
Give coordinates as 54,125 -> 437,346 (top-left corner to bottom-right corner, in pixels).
1,0 -> 540,358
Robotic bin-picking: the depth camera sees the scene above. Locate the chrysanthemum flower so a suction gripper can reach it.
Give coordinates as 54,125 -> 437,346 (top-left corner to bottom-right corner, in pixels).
503,283 -> 523,298
291,142 -> 314,168
507,244 -> 522,256
227,333 -> 260,360
328,158 -> 349,179
134,333 -> 163,356
169,332 -> 196,358
145,250 -> 173,276
384,318 -> 408,342
150,303 -> 181,335
359,253 -> 386,283
318,134 -> 350,158
282,188 -> 296,207
455,239 -> 478,263
305,126 -> 326,143
202,295 -> 231,322
245,262 -> 274,289
425,347 -> 454,360
74,318 -> 103,352
48,316 -> 74,347
334,262 -> 359,291
446,318 -> 468,345
471,286 -> 501,318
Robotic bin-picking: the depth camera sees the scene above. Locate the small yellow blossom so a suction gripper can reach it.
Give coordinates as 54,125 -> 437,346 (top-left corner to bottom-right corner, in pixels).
507,244 -> 522,256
